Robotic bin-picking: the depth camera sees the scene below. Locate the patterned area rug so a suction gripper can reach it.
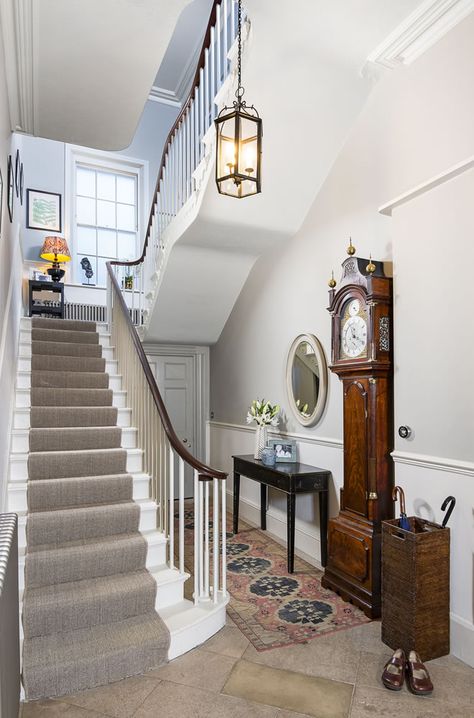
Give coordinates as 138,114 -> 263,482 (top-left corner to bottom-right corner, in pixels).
178,508 -> 370,651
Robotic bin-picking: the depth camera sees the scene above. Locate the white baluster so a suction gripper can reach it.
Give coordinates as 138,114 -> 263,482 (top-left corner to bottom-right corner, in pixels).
204,48 -> 209,132
190,103 -> 195,190
179,457 -> 185,574
194,87 -> 199,169
169,444 -> 174,569
199,68 -> 204,160
216,3 -> 221,91
213,478 -> 219,603
221,480 -> 227,596
210,25 -> 216,117
198,478 -> 204,599
231,0 -> 236,41
193,469 -> 199,605
223,0 -> 229,64
185,110 -> 190,200
204,481 -> 210,598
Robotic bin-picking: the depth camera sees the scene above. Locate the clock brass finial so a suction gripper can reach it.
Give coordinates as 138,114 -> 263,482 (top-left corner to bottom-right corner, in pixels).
366,255 -> 376,274
328,270 -> 337,289
347,237 -> 356,256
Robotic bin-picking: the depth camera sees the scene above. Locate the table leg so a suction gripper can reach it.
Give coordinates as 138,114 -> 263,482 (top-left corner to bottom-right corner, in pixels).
319,490 -> 328,567
233,471 -> 241,534
260,484 -> 267,530
287,493 -> 295,573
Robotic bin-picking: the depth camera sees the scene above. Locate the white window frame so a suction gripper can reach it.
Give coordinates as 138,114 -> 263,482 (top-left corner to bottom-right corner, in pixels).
65,145 -> 148,287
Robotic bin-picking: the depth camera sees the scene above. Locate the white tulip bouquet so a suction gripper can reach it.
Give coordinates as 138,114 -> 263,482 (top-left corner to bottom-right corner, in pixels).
246,399 -> 280,427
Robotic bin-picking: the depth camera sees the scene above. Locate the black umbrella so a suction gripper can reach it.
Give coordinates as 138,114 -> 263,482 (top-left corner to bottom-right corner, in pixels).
441,496 -> 456,528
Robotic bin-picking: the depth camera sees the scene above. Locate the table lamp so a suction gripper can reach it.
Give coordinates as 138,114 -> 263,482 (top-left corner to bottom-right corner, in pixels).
40,236 -> 71,282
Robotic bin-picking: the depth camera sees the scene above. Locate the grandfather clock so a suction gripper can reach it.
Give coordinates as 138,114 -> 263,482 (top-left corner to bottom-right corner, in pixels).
321,243 -> 394,618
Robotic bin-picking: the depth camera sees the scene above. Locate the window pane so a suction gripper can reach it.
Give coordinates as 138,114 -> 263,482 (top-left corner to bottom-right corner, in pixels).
76,226 -> 96,255
97,257 -> 114,287
117,203 -> 135,231
77,196 -> 96,225
77,255 -> 97,285
97,199 -> 116,228
117,231 -> 137,260
97,228 -> 117,257
76,168 -> 96,198
97,172 -> 115,201
117,175 -> 135,204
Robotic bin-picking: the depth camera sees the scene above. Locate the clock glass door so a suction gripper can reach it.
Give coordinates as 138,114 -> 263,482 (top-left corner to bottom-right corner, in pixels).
340,298 -> 368,360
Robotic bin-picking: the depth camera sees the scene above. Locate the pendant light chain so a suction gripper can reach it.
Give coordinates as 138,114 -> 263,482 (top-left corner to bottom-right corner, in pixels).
236,0 -> 244,106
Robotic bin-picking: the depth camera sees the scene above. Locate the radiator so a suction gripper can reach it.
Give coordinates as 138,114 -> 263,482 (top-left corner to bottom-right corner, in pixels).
34,302 -> 143,325
0,513 -> 20,718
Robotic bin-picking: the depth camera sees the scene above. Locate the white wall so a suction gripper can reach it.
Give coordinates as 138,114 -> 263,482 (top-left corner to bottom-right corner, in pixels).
209,13 -> 474,664
0,37 -> 23,512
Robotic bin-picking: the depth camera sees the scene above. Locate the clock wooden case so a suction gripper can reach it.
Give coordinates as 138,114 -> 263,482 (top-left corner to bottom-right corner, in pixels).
321,255 -> 394,618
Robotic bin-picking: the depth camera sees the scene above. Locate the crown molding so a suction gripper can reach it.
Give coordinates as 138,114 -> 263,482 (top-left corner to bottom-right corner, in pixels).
0,0 -> 35,134
365,0 -> 474,70
148,86 -> 182,108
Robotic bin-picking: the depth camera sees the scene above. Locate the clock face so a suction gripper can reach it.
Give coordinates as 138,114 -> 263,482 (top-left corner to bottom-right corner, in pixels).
340,298 -> 368,359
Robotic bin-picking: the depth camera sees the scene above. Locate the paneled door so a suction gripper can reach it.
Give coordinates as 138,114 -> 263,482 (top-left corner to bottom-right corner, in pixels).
147,355 -> 195,498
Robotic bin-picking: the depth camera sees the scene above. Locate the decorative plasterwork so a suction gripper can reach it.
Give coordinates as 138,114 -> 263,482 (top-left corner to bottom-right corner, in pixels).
365,0 -> 474,70
0,0 -> 35,133
148,86 -> 182,108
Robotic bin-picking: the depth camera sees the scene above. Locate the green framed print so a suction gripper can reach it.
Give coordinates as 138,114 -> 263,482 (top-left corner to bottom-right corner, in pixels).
26,189 -> 62,232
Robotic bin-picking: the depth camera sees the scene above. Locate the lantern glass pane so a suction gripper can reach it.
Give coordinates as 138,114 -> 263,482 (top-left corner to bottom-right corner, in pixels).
237,116 -> 258,179
217,116 -> 237,180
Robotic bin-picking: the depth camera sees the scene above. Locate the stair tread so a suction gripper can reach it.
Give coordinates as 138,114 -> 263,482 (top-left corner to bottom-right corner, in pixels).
24,568 -> 155,604
26,529 -> 146,556
22,611 -> 169,700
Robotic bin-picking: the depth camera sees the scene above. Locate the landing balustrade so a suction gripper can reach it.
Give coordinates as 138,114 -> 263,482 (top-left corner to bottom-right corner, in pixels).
106,1 -> 239,608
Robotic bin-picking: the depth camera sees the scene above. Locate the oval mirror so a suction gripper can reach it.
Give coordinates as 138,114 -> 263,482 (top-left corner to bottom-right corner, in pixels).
286,334 -> 328,427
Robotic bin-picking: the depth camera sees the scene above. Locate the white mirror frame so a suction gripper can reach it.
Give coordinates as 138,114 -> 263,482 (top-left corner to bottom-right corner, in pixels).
286,333 -> 328,427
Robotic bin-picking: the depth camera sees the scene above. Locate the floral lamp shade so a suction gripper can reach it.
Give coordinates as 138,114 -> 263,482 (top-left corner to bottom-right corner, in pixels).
40,236 -> 71,263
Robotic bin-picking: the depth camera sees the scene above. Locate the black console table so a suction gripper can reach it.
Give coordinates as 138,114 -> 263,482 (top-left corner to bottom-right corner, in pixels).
232,454 -> 330,573
29,280 -> 64,319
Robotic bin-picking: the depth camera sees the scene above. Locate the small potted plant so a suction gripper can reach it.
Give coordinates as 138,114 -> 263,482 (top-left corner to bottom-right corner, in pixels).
246,399 -> 280,459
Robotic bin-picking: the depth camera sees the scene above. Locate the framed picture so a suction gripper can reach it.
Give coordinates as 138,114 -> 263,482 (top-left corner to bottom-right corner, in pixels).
267,438 -> 297,463
19,163 -> 24,205
26,189 -> 62,232
0,167 -> 3,234
7,155 -> 13,222
15,149 -> 20,197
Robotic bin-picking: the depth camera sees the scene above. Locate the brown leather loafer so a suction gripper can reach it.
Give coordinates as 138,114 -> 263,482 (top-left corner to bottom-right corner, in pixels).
406,650 -> 433,695
381,648 -> 406,690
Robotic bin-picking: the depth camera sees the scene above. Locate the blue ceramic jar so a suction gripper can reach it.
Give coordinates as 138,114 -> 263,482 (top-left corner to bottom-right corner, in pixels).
261,447 -> 276,466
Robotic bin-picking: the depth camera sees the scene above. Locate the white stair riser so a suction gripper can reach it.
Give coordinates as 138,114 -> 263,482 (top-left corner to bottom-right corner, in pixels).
16,372 -> 122,391
7,471 -> 148,512
12,407 -> 131,430
20,329 -> 111,347
19,343 -> 115,360
9,449 -> 143,482
20,318 -> 108,333
16,500 -> 155,549
166,604 -> 227,660
10,426 -> 136,453
17,530 -> 166,592
15,388 -> 126,409
154,574 -> 187,610
17,356 -> 119,375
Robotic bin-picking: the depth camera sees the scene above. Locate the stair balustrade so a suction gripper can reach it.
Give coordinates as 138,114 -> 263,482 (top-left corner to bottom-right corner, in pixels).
106,0 -> 241,610
110,0 -> 242,327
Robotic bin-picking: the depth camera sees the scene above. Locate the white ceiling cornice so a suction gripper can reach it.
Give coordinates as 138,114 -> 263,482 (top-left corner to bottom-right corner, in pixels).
365,0 -> 474,69
0,0 -> 35,134
148,86 -> 182,108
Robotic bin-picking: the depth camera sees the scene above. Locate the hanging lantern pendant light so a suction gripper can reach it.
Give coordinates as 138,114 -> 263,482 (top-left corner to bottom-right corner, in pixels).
215,0 -> 262,198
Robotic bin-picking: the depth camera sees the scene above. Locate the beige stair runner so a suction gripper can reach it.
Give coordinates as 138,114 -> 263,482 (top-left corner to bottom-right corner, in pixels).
22,317 -> 169,701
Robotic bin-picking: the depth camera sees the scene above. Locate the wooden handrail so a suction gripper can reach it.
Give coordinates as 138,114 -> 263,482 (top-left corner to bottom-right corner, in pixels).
112,0 -> 221,271
107,262 -> 227,481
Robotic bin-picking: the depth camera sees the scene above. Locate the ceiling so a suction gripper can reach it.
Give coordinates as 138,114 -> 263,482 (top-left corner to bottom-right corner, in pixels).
0,0 -> 189,150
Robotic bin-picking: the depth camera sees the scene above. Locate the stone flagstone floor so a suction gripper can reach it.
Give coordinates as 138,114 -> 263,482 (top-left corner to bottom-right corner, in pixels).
20,614 -> 474,717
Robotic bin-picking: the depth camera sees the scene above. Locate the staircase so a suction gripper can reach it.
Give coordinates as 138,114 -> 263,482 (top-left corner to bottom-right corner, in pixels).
8,316 -> 228,701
